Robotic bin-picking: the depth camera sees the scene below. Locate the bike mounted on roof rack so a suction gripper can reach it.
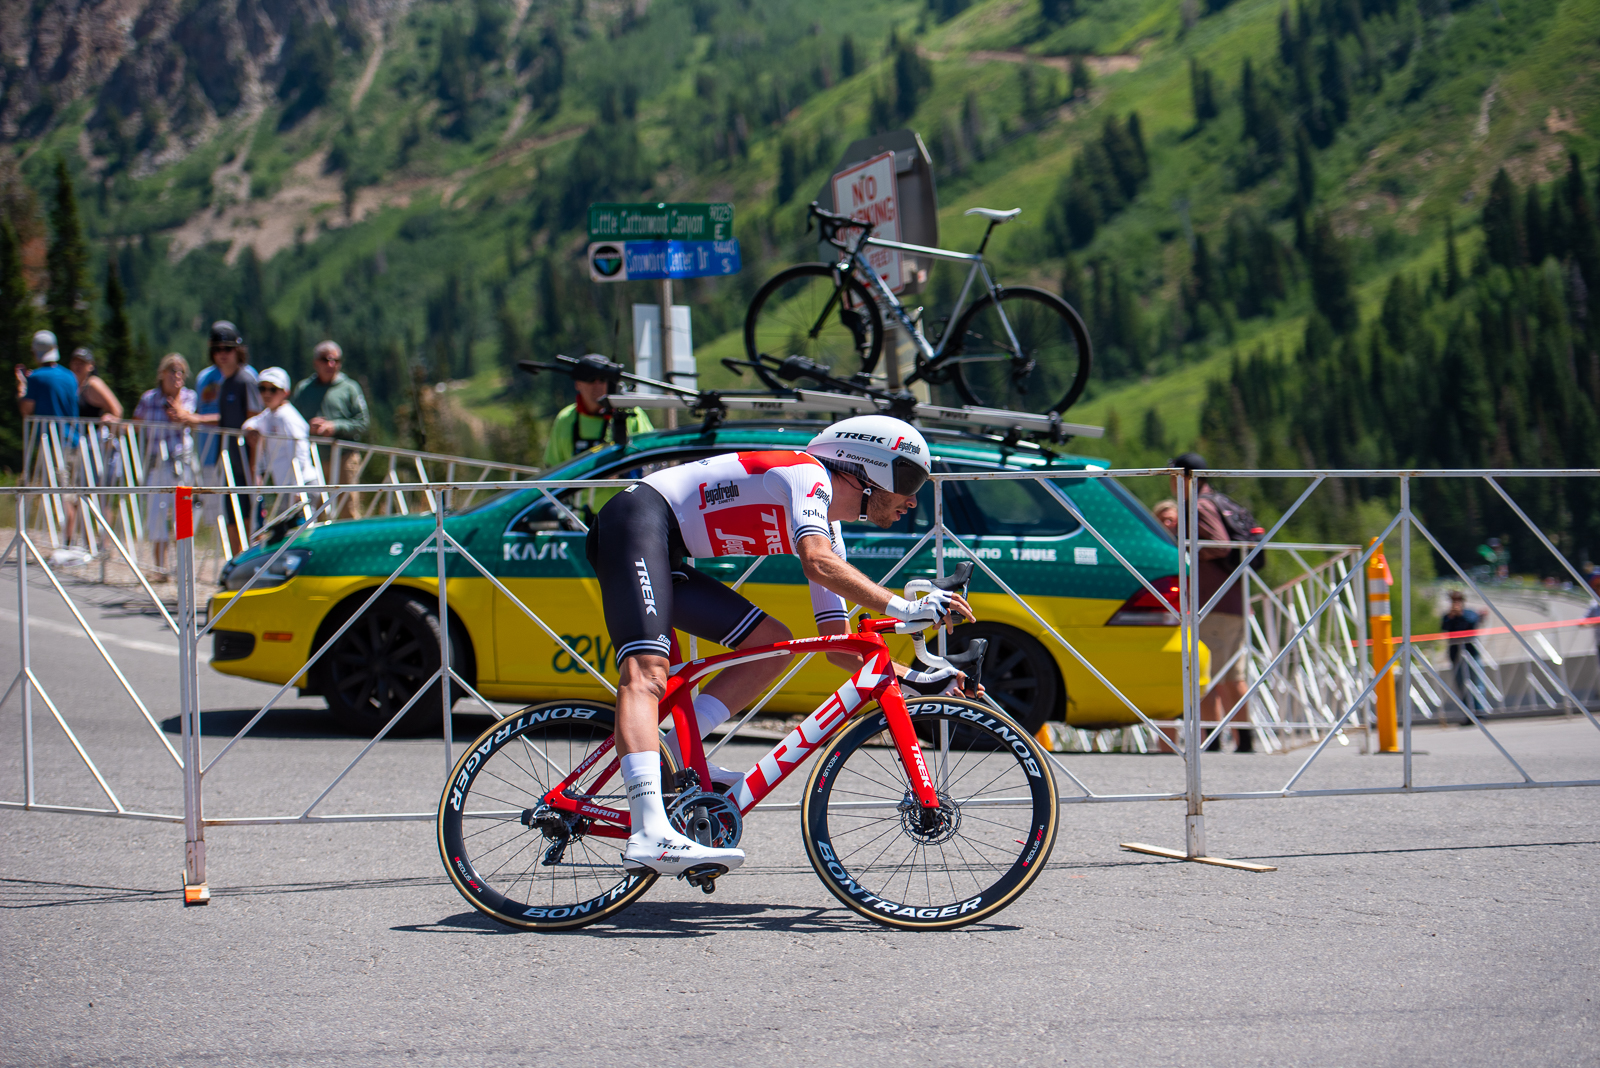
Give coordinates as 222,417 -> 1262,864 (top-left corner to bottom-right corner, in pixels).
519,351 -> 1104,447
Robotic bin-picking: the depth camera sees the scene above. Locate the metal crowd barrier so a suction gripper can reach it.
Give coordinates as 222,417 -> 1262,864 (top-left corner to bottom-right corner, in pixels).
2,467 -> 1598,899
19,415 -> 541,583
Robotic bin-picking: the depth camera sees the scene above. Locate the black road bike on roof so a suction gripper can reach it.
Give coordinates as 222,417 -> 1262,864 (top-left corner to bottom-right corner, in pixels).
743,202 -> 1093,418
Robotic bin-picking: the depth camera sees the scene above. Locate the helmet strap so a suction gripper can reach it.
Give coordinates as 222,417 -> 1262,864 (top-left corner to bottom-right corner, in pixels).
858,484 -> 872,522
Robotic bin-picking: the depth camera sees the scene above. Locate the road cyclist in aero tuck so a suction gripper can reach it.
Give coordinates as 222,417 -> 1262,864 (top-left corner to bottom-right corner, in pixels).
589,414 -> 978,877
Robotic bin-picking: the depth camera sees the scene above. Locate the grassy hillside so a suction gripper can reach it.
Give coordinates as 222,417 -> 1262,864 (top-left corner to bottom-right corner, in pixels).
2,0 -> 1597,472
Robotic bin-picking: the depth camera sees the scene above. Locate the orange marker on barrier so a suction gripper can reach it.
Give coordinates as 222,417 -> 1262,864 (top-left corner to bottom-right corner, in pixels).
175,486 -> 193,540
1366,538 -> 1398,752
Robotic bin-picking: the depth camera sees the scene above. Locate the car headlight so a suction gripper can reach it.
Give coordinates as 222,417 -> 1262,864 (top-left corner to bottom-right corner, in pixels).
220,549 -> 312,591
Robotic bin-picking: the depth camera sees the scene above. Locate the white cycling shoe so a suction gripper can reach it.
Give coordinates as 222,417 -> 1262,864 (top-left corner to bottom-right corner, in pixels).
622,830 -> 745,877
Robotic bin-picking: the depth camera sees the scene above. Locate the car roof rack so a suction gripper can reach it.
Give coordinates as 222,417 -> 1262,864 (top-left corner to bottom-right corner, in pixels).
587,351 -> 1104,444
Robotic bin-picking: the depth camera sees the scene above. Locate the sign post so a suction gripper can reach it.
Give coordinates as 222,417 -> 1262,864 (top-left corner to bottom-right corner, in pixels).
587,202 -> 742,429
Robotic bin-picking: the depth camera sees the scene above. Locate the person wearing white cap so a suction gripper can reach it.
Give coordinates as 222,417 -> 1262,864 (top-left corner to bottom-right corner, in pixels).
15,329 -> 87,552
243,366 -> 323,528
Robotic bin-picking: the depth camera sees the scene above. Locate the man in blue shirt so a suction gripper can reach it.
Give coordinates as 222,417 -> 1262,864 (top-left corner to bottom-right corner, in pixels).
18,330 -> 78,419
15,330 -> 83,547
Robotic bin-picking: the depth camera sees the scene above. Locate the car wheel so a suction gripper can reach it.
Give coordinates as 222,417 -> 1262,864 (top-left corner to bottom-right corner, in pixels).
315,590 -> 458,736
947,623 -> 1062,735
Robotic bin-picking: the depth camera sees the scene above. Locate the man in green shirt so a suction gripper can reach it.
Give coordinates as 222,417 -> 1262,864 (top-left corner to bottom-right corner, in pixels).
542,354 -> 653,469
292,340 -> 370,518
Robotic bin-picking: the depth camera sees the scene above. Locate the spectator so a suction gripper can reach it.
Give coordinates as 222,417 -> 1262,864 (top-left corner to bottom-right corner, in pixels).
69,347 -> 127,489
1153,498 -> 1178,536
291,340 -> 369,519
246,366 -> 323,530
132,354 -> 196,575
69,348 -> 123,423
543,354 -> 653,469
16,330 -> 85,550
172,321 -> 260,555
1440,590 -> 1485,719
1172,453 -> 1253,752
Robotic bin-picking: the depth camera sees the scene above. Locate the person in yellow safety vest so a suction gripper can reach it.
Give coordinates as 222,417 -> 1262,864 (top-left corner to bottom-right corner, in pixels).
543,354 -> 654,521
542,354 -> 654,469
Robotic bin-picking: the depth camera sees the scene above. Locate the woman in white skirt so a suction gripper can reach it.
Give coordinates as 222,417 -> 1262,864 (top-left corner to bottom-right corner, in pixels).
131,354 -> 197,575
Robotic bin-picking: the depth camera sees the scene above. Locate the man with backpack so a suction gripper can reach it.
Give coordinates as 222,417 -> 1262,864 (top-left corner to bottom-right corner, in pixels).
1173,453 -> 1262,752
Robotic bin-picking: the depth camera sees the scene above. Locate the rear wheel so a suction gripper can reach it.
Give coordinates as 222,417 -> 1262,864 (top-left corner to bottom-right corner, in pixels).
744,263 -> 884,379
437,701 -> 680,931
314,590 -> 463,736
801,696 -> 1058,931
948,286 -> 1092,416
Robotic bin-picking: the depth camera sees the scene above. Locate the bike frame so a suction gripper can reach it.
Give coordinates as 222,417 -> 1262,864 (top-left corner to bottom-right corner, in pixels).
533,618 -> 940,838
835,226 -> 1028,384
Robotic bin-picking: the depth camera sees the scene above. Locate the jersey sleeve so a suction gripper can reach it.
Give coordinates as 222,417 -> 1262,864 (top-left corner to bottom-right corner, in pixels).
809,521 -> 849,628
766,463 -> 833,546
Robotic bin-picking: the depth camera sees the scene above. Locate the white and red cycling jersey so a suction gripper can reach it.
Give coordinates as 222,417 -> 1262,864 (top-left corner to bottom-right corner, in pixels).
641,451 -> 849,625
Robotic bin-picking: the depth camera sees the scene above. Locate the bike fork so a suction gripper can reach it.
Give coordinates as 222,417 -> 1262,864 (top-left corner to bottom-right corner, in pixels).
878,683 -> 942,810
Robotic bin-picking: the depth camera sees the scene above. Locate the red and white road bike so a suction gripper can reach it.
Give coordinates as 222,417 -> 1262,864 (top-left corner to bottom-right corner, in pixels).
437,566 -> 1059,931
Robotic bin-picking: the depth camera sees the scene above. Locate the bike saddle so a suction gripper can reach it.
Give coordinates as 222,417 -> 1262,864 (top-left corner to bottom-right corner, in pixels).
963,207 -> 1022,223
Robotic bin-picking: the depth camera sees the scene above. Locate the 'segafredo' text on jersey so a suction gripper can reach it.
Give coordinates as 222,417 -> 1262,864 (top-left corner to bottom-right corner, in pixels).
642,451 -> 849,625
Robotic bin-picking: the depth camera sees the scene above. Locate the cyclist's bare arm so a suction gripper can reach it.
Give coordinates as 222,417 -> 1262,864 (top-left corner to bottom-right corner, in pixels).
798,533 -> 974,670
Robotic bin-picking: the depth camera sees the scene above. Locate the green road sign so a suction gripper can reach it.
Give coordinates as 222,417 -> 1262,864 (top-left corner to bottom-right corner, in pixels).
588,202 -> 734,241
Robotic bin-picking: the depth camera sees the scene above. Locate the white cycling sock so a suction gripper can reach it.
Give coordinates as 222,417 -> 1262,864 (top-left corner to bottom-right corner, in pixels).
663,694 -> 733,764
620,751 -> 672,838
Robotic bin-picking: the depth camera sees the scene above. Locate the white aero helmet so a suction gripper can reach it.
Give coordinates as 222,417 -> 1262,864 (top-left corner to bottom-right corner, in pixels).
805,415 -> 931,497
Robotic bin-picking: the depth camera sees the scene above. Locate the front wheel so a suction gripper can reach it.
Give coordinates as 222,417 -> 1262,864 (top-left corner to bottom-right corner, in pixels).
744,263 -> 884,379
947,286 -> 1092,416
801,696 -> 1059,931
437,701 -> 679,931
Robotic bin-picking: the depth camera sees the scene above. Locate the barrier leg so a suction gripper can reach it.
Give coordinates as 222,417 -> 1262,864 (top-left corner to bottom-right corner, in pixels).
436,497 -> 453,774
18,494 -> 34,809
1121,472 -> 1275,874
176,487 -> 208,905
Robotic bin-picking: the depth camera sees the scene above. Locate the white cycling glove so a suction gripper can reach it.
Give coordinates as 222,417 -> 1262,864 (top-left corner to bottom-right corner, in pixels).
886,589 -> 956,629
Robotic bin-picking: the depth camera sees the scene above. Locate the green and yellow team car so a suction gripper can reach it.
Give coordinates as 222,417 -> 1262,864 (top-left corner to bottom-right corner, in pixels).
208,422 -> 1204,737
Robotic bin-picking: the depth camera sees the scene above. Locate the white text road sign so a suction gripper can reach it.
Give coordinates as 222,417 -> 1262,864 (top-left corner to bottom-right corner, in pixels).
831,151 -> 902,291
587,240 -> 742,282
588,203 -> 734,241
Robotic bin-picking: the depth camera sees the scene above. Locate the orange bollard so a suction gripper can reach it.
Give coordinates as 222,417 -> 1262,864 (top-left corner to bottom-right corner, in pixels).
1366,538 -> 1398,752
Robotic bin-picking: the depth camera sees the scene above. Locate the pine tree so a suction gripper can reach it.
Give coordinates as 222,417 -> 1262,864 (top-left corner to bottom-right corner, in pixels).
1294,123 -> 1316,210
1191,232 -> 1215,306
100,259 -> 139,413
1190,60 -> 1218,125
839,35 -> 857,79
0,217 -> 30,471
46,158 -> 94,358
1524,183 -> 1546,266
1278,6 -> 1298,66
0,216 -> 31,366
1317,36 -> 1350,126
1481,168 -> 1524,268
1140,407 -> 1168,452
1070,56 -> 1092,99
1444,216 -> 1462,297
1305,214 -> 1357,332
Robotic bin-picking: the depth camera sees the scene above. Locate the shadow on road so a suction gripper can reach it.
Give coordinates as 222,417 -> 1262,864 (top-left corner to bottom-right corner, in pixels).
159,708 -> 500,740
1242,839 -> 1600,861
396,902 -> 1022,938
0,876 -> 181,909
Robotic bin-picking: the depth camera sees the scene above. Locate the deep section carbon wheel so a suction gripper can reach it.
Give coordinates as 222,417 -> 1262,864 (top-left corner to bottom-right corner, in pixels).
437,701 -> 678,931
744,263 -> 884,378
801,696 -> 1058,931
947,286 -> 1092,417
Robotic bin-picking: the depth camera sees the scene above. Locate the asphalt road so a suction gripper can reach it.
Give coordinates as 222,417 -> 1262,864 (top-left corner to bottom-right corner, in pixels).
2,568 -> 1599,1066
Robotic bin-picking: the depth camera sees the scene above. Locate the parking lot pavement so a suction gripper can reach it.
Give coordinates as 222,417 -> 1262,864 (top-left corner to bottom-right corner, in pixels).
3,708 -> 1597,1068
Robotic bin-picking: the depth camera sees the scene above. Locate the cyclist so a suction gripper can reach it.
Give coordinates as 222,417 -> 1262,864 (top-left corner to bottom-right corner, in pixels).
589,414 -> 976,877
